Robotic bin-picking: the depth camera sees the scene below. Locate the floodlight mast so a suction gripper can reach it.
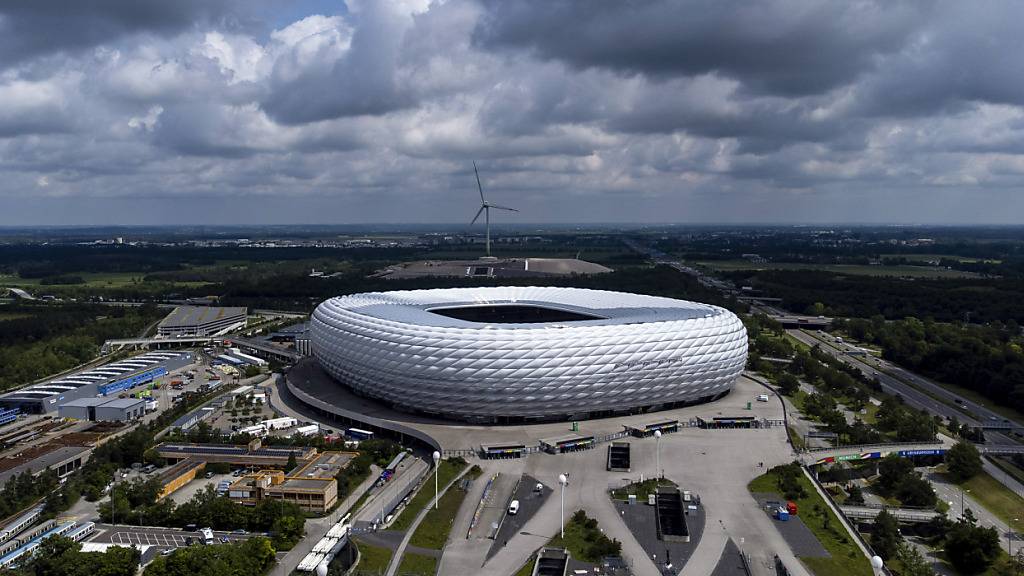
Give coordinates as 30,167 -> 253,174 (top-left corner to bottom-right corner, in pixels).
471,161 -> 517,257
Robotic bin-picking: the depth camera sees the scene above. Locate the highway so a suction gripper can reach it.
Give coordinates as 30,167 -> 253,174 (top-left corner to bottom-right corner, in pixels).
787,328 -> 1022,447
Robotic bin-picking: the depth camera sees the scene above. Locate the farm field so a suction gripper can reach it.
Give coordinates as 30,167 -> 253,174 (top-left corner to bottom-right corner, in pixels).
695,260 -> 979,278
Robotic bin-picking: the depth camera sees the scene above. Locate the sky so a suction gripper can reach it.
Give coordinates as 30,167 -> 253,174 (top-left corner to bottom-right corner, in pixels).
2,0 -> 1024,226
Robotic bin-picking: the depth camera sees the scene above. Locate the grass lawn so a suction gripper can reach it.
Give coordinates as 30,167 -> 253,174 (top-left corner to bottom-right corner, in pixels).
545,511 -> 620,564
950,471 -> 1024,532
354,539 -> 393,574
408,480 -> 470,549
390,459 -> 467,532
788,426 -> 807,451
749,470 -> 872,576
610,478 -> 677,501
396,552 -> 437,576
987,456 -> 1024,486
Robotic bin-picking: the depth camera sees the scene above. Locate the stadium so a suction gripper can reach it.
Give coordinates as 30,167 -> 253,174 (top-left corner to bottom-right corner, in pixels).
309,287 -> 748,422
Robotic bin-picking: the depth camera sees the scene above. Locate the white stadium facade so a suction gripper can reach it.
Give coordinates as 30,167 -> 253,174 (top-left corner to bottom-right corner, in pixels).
309,287 -> 748,422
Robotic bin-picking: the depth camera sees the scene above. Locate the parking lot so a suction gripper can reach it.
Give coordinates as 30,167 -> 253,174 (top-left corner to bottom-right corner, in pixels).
90,523 -> 253,550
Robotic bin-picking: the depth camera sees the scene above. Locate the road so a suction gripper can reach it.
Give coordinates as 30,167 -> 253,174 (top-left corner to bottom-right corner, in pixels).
787,328 -> 1022,447
927,471 -> 1019,554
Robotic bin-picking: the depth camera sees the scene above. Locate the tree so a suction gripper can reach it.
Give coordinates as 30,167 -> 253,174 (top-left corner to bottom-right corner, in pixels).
777,373 -> 799,396
846,484 -> 865,505
877,455 -> 915,493
871,509 -> 901,560
946,441 -> 983,482
894,541 -> 935,576
286,451 -> 298,473
945,517 -> 1001,574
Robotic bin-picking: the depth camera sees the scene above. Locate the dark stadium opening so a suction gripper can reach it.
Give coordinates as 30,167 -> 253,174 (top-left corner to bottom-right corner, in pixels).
427,304 -> 606,324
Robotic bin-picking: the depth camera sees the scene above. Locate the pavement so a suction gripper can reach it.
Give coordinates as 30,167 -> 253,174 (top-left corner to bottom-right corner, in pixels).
166,471 -> 236,504
471,472 -> 519,540
750,495 -> 829,558
385,465 -> 472,576
614,496 -> 707,574
486,474 -> 551,557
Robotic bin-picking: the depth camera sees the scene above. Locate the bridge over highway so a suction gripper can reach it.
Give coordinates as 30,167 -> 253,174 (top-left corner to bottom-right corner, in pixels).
800,440 -> 1023,466
102,335 -> 302,362
839,505 -> 940,524
800,441 -> 952,466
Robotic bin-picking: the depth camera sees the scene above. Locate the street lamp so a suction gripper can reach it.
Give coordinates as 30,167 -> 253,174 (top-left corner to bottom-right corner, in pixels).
654,430 -> 662,479
558,474 -> 568,538
1010,518 -> 1019,556
432,451 -> 441,510
961,488 -> 970,519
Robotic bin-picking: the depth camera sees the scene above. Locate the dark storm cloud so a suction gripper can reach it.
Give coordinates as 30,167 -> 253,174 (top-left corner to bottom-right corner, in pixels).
473,0 -> 922,96
0,1 -> 246,69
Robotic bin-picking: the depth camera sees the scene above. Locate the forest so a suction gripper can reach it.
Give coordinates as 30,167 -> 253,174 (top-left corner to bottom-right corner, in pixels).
834,316 -> 1024,413
727,269 -> 1024,323
0,303 -> 165,391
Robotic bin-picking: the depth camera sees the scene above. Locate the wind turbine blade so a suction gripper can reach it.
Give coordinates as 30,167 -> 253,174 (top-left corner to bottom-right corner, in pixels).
473,161 -> 485,203
489,204 -> 518,212
471,205 -> 485,224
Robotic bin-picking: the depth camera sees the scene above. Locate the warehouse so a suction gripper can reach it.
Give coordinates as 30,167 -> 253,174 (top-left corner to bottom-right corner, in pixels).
0,352 -> 191,414
94,398 -> 146,422
157,305 -> 247,337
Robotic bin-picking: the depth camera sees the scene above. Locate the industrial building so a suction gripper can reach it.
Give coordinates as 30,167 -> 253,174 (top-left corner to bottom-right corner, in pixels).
154,439 -> 317,468
310,287 -> 748,422
0,352 -> 190,414
227,452 -> 351,513
157,305 -> 247,337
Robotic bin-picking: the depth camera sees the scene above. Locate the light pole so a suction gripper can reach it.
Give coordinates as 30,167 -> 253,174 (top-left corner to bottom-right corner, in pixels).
1010,518 -> 1019,556
654,430 -> 662,480
432,451 -> 441,510
558,474 -> 568,538
961,488 -> 970,520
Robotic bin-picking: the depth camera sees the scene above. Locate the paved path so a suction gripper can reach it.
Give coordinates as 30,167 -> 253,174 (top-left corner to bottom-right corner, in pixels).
439,461 -> 512,575
385,466 -> 472,576
269,464 -> 381,576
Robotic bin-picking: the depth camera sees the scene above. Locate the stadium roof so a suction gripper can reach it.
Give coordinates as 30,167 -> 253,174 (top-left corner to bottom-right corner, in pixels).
318,286 -> 719,329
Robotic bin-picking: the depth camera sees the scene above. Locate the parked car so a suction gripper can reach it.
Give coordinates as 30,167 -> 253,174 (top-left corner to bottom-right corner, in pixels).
508,500 -> 520,515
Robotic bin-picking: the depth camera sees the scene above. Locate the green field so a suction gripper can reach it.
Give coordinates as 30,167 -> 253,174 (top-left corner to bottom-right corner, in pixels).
396,552 -> 437,576
353,540 -> 393,574
749,470 -> 872,576
0,272 -> 213,290
389,459 -> 467,532
408,480 -> 470,549
696,260 -> 978,278
950,471 -> 1024,532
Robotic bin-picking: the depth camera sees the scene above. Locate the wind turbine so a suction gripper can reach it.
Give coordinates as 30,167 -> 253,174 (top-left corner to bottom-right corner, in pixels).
470,161 -> 517,257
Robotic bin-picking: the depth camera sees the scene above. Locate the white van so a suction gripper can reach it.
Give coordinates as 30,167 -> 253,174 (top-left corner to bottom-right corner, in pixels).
200,527 -> 214,545
508,500 -> 520,515
756,394 -> 769,402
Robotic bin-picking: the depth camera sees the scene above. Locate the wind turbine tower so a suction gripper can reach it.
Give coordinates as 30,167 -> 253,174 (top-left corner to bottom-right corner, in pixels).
471,161 -> 517,258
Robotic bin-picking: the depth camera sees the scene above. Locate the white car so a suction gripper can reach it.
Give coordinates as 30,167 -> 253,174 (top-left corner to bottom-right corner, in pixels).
757,394 -> 769,402
508,500 -> 520,515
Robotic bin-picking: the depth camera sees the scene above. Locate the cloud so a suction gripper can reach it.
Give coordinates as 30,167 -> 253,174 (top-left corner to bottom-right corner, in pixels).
2,0 -> 1024,225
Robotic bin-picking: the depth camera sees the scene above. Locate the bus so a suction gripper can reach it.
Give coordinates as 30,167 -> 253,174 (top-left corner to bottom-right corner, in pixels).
346,428 -> 374,441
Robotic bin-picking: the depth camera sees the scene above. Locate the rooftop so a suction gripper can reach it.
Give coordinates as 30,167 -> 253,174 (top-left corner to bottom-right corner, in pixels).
159,306 -> 247,329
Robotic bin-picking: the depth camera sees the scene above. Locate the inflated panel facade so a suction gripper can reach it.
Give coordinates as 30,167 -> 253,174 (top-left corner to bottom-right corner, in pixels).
310,287 -> 748,421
